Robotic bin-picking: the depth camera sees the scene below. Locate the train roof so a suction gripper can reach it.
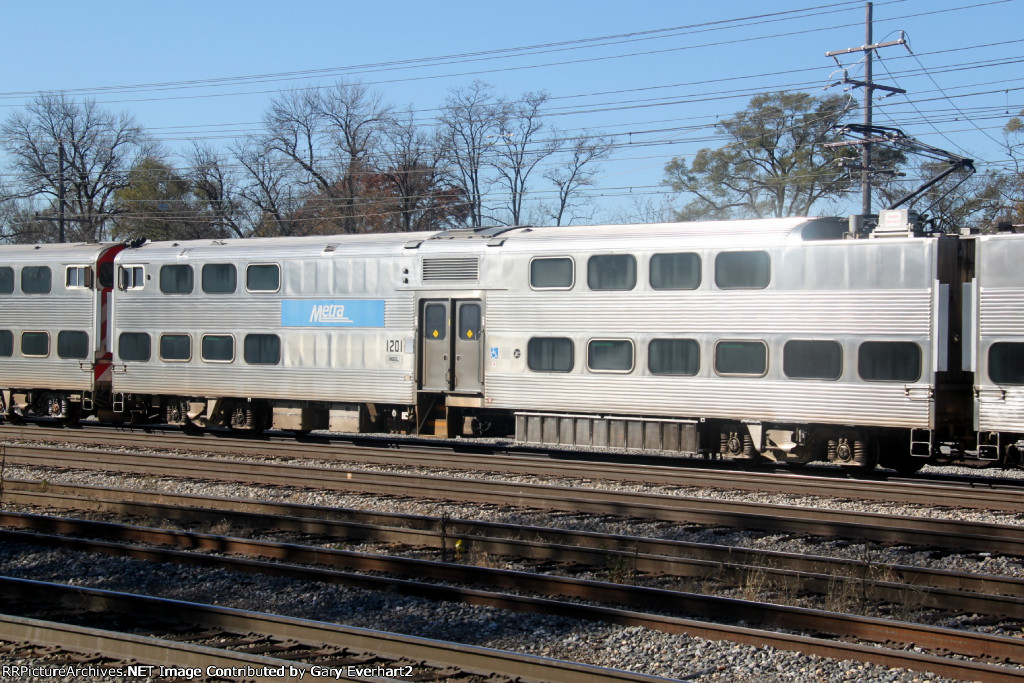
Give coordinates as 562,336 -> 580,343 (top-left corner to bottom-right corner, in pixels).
115,217 -> 849,262
0,241 -> 123,265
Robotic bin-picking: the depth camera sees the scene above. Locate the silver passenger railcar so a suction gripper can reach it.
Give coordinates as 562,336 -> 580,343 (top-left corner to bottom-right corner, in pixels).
0,242 -> 125,421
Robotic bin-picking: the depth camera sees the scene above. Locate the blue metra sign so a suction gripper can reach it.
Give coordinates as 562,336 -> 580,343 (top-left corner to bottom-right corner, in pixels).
281,299 -> 386,327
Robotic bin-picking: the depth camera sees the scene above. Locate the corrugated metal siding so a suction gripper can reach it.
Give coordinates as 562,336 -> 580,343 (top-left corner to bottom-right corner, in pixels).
978,289 -> 1024,336
978,389 -> 1024,432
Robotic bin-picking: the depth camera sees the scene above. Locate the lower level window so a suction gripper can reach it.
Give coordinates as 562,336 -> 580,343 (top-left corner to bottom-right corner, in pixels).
21,331 -> 49,357
119,332 -> 151,362
649,338 -> 699,375
989,342 -> 1024,385
202,335 -> 235,362
858,341 -> 921,382
715,340 -> 767,376
528,337 -> 573,372
57,331 -> 89,360
244,334 -> 281,365
587,339 -> 634,372
0,330 -> 11,357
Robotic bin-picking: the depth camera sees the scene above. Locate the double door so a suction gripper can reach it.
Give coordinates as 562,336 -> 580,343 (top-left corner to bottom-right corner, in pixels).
420,298 -> 483,393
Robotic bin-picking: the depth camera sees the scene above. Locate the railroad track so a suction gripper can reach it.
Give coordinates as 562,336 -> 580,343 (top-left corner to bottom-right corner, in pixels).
3,479 -> 1022,620
0,576 -> 668,683
3,442 -> 1024,556
2,423 -> 1023,513
1,509 -> 1022,682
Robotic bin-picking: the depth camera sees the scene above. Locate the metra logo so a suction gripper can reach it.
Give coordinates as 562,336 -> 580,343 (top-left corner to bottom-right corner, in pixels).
282,299 -> 386,327
309,304 -> 351,323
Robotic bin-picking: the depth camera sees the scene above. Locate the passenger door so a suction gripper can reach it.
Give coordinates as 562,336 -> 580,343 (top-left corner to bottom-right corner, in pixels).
419,298 -> 483,393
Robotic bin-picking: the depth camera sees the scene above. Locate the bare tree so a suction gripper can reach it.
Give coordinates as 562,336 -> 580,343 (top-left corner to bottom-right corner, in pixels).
185,141 -> 248,238
438,81 -> 504,227
491,91 -> 560,226
543,131 -> 613,225
232,139 -> 303,237
0,92 -> 157,242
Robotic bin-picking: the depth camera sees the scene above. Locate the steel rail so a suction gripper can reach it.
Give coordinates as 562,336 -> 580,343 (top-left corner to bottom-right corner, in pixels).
0,577 -> 673,683
1,524 -> 1021,682
4,480 -> 1023,618
4,423 -> 1024,513
4,443 -> 1024,556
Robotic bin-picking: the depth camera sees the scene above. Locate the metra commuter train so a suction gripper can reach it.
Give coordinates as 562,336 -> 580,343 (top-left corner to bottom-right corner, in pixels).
1,211 -> 1022,474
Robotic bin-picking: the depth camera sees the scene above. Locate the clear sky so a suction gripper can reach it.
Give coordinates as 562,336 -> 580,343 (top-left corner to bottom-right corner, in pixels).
1,0 -> 1020,222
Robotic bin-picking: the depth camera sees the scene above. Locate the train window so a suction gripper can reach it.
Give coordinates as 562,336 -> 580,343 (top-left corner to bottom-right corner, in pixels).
0,267 -> 12,294
588,255 -> 636,291
246,264 -> 280,292
459,304 -> 481,341
714,340 -> 767,376
202,263 -> 237,294
0,330 -> 12,357
783,340 -> 842,380
527,337 -> 574,373
588,339 -> 634,372
159,334 -> 191,362
650,253 -> 701,290
988,342 -> 1024,385
65,266 -> 92,289
715,251 -> 770,289
857,341 -> 921,382
119,332 -> 151,362
21,331 -> 50,358
201,334 -> 234,363
423,303 -> 447,340
160,265 -> 193,294
21,266 -> 51,294
244,334 -> 281,365
57,331 -> 89,360
98,262 -> 114,289
649,338 -> 699,375
530,257 -> 574,289
120,266 -> 144,290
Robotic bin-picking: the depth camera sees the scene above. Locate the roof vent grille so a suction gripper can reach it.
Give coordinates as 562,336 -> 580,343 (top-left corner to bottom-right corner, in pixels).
422,257 -> 479,282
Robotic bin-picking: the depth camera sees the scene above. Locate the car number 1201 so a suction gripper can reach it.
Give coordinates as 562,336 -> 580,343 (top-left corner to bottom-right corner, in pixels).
386,339 -> 403,353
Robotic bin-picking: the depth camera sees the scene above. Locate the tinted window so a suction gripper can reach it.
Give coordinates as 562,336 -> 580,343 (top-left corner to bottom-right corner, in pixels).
202,263 -> 237,294
57,331 -> 89,359
119,332 -> 151,362
858,341 -> 921,382
0,267 -> 12,294
650,253 -> 701,290
530,257 -> 574,289
588,340 -> 634,372
246,264 -> 280,292
649,339 -> 699,375
0,330 -> 12,356
159,334 -> 191,361
715,340 -> 767,376
244,334 -> 280,365
784,340 -> 842,380
160,265 -> 193,294
989,342 -> 1024,385
21,331 -> 49,357
423,303 -> 447,340
201,335 -> 234,362
715,251 -> 770,289
528,337 -> 574,373
588,254 -> 636,291
459,303 -> 481,341
21,266 -> 51,294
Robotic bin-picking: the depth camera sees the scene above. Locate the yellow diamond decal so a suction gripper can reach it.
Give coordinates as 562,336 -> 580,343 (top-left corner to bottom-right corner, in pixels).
467,330 -> 473,338
432,330 -> 439,338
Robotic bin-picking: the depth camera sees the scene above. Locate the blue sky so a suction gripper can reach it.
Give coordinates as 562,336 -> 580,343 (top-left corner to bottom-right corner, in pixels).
1,0 -> 1020,222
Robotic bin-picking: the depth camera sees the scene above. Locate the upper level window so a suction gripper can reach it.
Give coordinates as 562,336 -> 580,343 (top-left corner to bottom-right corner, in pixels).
650,253 -> 701,290
21,331 -> 50,357
119,332 -> 151,362
858,341 -> 921,382
120,266 -> 144,290
783,340 -> 842,380
527,337 -> 574,373
244,334 -> 281,365
57,331 -> 89,360
588,254 -> 636,291
715,340 -> 768,376
989,342 -> 1024,385
21,266 -> 51,294
587,339 -> 634,372
202,263 -> 237,294
0,330 -> 12,357
715,251 -> 770,289
530,257 -> 574,289
649,338 -> 700,376
246,264 -> 280,292
65,266 -> 91,289
0,267 -> 12,294
160,264 -> 193,294
201,334 -> 234,362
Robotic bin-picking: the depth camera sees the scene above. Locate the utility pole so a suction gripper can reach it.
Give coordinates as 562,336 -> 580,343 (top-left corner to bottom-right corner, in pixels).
825,2 -> 906,216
